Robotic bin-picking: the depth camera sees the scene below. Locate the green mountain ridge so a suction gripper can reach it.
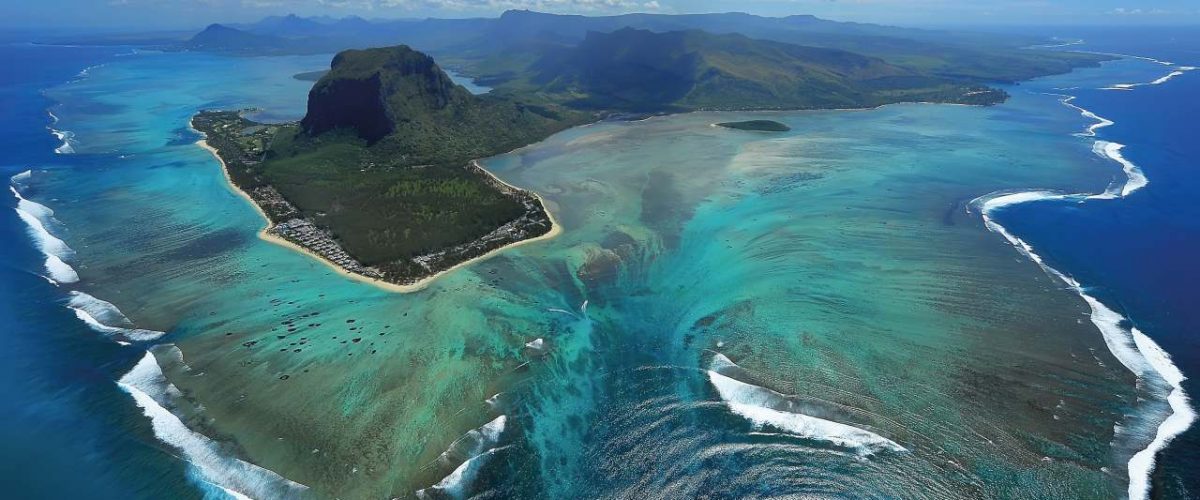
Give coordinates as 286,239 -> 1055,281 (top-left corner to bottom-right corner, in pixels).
527,28 -> 995,111
185,24 -> 285,52
175,10 -> 1110,86
296,46 -> 587,165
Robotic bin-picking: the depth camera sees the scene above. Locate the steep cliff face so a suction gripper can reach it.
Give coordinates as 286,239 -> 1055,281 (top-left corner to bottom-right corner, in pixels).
299,46 -> 468,144
300,72 -> 392,143
293,45 -> 585,167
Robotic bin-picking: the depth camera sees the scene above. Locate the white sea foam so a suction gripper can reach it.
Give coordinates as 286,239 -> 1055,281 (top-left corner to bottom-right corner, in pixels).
971,73 -> 1193,499
418,415 -> 508,498
44,254 -> 80,284
67,291 -> 165,342
1150,71 -> 1185,86
1029,39 -> 1084,49
1102,64 -> 1192,91
11,187 -> 69,255
707,354 -> 905,454
525,338 -> 545,350
1093,141 -> 1148,197
10,169 -> 32,184
10,185 -> 79,284
117,351 -> 308,499
1125,328 -> 1196,500
51,129 -> 75,154
418,446 -> 509,499
1059,96 -> 1113,137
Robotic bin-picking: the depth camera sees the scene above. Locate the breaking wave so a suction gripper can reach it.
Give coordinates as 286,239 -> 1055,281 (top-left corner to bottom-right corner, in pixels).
1102,62 -> 1195,91
117,350 -> 309,499
67,291 -> 165,342
971,68 -> 1193,500
47,109 -> 76,154
51,129 -> 75,154
10,180 -> 79,284
706,353 -> 905,455
417,415 -> 507,499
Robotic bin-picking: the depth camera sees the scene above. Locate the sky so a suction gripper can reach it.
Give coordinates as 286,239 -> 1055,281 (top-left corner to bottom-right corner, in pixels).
4,0 -> 1200,31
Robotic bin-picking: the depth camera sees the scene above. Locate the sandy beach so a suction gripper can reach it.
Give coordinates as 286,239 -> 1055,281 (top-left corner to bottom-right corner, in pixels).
193,130 -> 561,294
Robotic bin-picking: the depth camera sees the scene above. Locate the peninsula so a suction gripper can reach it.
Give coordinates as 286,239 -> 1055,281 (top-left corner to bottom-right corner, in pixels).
192,46 -> 587,289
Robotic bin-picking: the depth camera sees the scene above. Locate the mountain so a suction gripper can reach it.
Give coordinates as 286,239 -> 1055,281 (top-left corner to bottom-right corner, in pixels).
297,46 -> 586,164
531,29 -> 896,110
184,24 -> 285,52
178,10 -> 1108,85
182,23 -> 343,55
247,14 -> 327,37
462,10 -> 1109,84
485,10 -> 1010,48
191,45 -> 588,283
517,28 -> 1002,111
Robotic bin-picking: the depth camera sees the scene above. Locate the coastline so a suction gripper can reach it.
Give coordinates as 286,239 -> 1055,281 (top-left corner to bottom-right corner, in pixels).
193,133 -> 562,294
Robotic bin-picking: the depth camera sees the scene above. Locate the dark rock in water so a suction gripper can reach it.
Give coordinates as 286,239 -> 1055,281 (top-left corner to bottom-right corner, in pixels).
716,120 -> 791,132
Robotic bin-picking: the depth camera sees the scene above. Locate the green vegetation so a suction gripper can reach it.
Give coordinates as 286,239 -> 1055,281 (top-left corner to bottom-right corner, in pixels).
292,70 -> 327,81
450,10 -> 1112,86
717,120 -> 791,132
508,28 -> 1006,112
179,11 -> 1112,89
298,47 -> 588,158
194,46 -> 585,284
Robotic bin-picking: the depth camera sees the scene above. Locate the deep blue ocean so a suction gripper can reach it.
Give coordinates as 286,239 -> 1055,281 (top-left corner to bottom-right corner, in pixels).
1,26 -> 1198,498
0,43 -> 203,498
995,27 -> 1200,497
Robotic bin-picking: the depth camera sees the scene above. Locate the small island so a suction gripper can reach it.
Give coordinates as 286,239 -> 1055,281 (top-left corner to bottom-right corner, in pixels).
291,70 -> 327,81
717,120 -> 791,132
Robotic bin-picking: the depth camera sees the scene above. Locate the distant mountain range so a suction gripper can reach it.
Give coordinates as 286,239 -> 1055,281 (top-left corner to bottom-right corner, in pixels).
180,10 -> 1108,84
520,28 -> 1003,111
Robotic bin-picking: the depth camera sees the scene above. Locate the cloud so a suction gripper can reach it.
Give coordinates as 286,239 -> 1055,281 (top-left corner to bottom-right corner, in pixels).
1107,7 -> 1170,15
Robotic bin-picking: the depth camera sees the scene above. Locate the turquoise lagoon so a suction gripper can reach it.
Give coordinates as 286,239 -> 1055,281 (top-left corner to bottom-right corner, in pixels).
12,48 -> 1189,498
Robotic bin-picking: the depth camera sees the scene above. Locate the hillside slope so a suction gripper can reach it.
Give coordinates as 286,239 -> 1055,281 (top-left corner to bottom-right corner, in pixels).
524,29 -> 1002,111
297,47 -> 581,165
